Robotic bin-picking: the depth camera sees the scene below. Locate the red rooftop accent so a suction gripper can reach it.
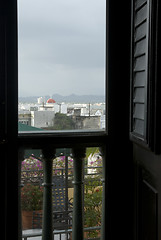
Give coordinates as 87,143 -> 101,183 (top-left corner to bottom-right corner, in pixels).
47,98 -> 56,103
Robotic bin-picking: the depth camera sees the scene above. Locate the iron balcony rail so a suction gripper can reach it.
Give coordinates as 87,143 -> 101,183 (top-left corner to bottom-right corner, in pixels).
18,132 -> 107,240
21,166 -> 103,184
22,226 -> 101,240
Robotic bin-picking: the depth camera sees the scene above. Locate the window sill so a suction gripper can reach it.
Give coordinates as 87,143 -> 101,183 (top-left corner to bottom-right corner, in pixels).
18,129 -> 108,148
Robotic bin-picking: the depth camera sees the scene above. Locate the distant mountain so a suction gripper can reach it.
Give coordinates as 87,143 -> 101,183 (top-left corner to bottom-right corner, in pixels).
19,94 -> 105,103
52,94 -> 105,103
19,96 -> 43,103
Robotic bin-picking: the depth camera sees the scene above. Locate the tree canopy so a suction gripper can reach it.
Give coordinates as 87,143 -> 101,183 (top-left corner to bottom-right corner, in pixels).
52,113 -> 75,130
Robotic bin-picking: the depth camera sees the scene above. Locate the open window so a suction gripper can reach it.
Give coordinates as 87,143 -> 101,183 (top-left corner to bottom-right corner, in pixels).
1,0 -> 135,239
18,0 -> 107,134
17,1 -> 107,240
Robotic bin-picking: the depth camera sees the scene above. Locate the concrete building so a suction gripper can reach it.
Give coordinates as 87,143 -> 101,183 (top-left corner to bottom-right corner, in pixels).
18,111 -> 31,126
38,98 -> 60,113
100,115 -> 106,129
31,111 -> 55,129
73,115 -> 101,130
53,103 -> 68,114
37,97 -> 44,104
60,103 -> 67,114
39,104 -> 54,111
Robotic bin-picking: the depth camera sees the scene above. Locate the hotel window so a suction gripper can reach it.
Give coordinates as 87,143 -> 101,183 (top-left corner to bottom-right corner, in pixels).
17,1 -> 107,240
18,0 -> 106,133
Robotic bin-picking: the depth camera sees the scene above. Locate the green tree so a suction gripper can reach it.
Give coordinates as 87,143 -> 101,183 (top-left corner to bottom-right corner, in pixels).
52,113 -> 75,130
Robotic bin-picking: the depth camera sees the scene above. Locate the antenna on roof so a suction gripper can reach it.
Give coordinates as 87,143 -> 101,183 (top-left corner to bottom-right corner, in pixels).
89,103 -> 90,117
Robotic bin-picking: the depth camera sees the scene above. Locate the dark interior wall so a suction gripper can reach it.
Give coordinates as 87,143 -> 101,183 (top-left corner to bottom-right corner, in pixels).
106,1 -> 134,239
0,1 -> 18,239
133,144 -> 161,240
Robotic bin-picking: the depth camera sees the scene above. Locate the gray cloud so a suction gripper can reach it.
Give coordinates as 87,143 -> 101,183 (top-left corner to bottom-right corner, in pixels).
18,0 -> 106,97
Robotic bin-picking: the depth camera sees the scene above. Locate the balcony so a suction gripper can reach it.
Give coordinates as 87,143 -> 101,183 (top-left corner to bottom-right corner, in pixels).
18,134 -> 106,240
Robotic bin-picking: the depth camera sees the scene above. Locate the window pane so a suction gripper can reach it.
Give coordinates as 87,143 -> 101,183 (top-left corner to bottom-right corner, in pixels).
18,0 -> 106,132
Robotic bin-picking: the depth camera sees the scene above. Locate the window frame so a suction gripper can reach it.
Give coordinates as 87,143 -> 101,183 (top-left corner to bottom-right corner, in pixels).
17,0 -> 108,137
1,1 -> 107,239
1,0 -> 136,239
16,0 -> 108,148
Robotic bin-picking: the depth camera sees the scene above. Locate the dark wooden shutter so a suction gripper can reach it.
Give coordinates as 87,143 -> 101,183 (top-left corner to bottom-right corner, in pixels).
130,0 -> 155,147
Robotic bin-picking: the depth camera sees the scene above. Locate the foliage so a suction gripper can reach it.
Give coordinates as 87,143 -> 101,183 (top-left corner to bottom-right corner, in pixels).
21,157 -> 43,184
21,184 -> 43,211
84,176 -> 103,238
21,157 -> 43,211
53,155 -> 74,176
22,156 -> 43,170
84,148 -> 102,238
52,113 -> 75,130
86,148 -> 102,178
86,147 -> 100,159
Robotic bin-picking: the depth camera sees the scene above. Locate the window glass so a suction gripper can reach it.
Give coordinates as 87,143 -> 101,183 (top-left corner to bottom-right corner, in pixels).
18,0 -> 106,132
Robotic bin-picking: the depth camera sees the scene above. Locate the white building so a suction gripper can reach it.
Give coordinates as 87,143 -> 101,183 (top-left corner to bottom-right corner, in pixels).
60,103 -> 67,114
37,97 -> 44,104
100,115 -> 106,129
39,104 -> 54,111
31,111 -> 55,129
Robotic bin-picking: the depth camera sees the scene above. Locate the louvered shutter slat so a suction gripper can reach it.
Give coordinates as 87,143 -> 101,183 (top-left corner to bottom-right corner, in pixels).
134,88 -> 145,103
134,38 -> 146,57
133,104 -> 145,120
133,119 -> 144,136
134,55 -> 146,71
135,0 -> 147,10
135,22 -> 147,41
131,0 -> 149,139
134,72 -> 146,87
135,4 -> 147,26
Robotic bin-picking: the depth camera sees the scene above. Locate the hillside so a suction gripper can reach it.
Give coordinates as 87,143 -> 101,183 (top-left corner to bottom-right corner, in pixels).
19,94 -> 105,103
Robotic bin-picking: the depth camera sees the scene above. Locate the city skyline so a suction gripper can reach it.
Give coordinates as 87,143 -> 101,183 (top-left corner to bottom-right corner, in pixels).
19,93 -> 105,104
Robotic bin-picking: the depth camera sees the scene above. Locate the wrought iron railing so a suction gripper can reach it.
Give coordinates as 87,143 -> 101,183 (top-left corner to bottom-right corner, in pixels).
21,166 -> 103,184
18,140 -> 106,240
22,226 -> 101,240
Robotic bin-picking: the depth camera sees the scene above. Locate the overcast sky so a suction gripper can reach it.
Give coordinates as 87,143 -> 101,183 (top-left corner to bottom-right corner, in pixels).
18,0 -> 106,97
